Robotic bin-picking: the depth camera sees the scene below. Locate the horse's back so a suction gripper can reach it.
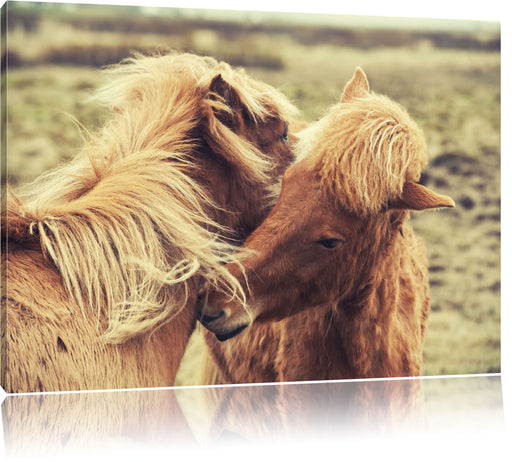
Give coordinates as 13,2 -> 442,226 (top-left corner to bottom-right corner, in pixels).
3,245 -> 190,393
3,245 -> 73,392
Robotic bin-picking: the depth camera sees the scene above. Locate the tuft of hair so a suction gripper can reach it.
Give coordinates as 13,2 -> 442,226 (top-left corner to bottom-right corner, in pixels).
93,51 -> 298,187
9,52 -> 297,343
299,93 -> 427,216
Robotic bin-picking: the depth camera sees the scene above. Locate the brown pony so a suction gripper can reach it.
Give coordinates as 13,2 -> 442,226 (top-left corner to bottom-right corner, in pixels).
196,67 -> 455,383
1,52 -> 298,392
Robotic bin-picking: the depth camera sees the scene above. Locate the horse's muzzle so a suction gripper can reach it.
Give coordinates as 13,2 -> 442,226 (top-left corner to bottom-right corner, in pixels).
195,283 -> 249,341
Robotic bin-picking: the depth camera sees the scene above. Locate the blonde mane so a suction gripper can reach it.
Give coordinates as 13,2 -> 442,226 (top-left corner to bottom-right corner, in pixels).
10,52 -> 297,344
298,93 -> 427,215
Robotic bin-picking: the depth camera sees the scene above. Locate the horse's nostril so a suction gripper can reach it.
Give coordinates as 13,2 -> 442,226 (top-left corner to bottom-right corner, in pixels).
199,310 -> 225,325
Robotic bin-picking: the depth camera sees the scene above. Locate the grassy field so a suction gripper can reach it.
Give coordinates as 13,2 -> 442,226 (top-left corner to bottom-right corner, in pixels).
3,3 -> 501,378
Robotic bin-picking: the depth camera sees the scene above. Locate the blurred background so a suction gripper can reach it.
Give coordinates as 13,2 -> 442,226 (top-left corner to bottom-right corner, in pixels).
3,1 -> 500,378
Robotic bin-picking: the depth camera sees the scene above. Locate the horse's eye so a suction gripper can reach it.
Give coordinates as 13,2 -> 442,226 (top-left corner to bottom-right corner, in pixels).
317,238 -> 344,249
280,124 -> 289,142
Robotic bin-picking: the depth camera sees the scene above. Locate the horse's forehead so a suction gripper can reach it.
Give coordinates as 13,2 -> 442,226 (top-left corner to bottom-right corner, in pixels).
280,162 -> 317,199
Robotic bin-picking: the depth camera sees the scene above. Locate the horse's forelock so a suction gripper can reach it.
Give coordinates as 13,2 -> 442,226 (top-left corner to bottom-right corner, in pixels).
309,94 -> 427,216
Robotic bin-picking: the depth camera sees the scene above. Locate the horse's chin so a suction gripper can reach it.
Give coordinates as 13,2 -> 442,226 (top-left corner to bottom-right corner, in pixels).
195,285 -> 251,341
195,307 -> 250,341
197,312 -> 250,341
196,307 -> 250,342
213,324 -> 249,342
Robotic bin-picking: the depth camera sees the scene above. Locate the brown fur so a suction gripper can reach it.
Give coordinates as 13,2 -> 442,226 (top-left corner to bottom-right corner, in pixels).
196,67 -> 454,383
1,52 -> 298,392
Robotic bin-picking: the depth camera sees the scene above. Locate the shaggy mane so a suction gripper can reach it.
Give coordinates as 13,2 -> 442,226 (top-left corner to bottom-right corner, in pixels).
298,93 -> 427,215
8,52 -> 297,343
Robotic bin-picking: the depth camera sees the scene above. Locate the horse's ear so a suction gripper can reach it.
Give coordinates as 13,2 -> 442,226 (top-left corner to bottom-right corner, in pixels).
208,74 -> 245,129
341,67 -> 370,103
390,182 -> 455,211
210,74 -> 240,106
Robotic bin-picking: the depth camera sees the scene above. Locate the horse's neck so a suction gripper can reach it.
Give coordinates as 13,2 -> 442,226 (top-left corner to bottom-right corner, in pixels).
331,225 -> 424,378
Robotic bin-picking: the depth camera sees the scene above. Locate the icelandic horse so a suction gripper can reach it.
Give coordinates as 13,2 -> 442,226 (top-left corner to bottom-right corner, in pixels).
1,52 -> 298,392
196,67 -> 455,383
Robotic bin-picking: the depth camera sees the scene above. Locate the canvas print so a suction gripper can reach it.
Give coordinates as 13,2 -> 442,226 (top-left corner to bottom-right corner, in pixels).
1,2 -> 500,393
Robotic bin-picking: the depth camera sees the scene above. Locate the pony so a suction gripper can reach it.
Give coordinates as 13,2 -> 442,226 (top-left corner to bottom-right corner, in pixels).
196,67 -> 455,383
1,51 -> 298,392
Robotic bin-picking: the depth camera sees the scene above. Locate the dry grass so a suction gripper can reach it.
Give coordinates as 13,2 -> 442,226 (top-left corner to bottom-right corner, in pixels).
4,4 -> 500,378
